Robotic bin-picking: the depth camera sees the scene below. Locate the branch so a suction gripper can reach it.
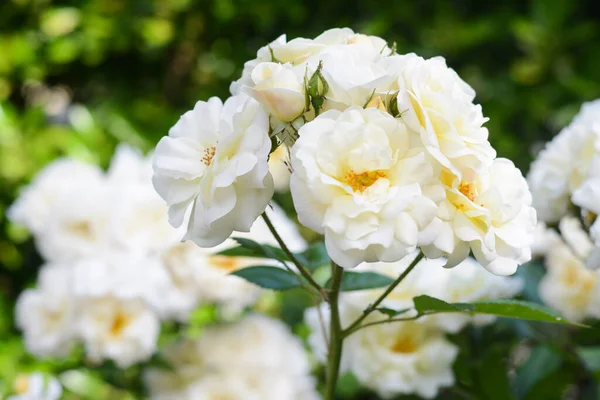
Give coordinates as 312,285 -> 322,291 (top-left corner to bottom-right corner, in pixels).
261,211 -> 325,298
342,251 -> 424,337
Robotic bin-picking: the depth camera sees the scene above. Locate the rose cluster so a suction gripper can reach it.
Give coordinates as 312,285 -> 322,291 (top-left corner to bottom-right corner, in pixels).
145,314 -> 320,400
528,99 -> 600,322
154,27 -> 536,276
305,254 -> 522,399
9,145 -> 307,367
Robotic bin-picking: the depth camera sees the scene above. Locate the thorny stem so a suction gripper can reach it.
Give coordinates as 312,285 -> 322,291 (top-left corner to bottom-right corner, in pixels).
324,261 -> 344,400
342,251 -> 424,337
261,212 -> 325,298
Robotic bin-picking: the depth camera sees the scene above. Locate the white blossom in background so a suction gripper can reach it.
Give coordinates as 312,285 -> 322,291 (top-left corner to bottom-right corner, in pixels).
152,93 -> 274,247
305,303 -> 457,399
145,314 -> 319,400
8,372 -> 62,400
423,158 -> 537,275
77,296 -> 160,368
15,264 -> 76,358
8,159 -> 104,235
528,99 -> 600,223
539,240 -> 600,322
290,106 -> 439,268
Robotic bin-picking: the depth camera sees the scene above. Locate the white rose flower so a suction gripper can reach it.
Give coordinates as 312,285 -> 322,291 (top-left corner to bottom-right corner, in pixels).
78,296 -> 160,367
106,145 -> 177,252
230,28 -> 387,95
290,106 -> 439,268
307,44 -> 401,111
245,62 -> 306,122
539,240 -> 600,322
71,252 -> 171,312
306,303 -> 457,399
152,93 -> 274,248
8,159 -> 104,235
15,264 -> 76,358
422,158 -> 537,275
395,54 -> 495,180
145,314 -> 318,400
8,373 -> 62,400
528,99 -> 600,223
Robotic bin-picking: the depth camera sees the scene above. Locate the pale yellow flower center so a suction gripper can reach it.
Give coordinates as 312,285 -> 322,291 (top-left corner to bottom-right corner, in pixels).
109,312 -> 131,338
458,181 -> 477,202
560,261 -> 598,307
209,255 -> 242,272
67,221 -> 93,239
14,375 -> 29,394
390,335 -> 417,354
344,170 -> 387,192
201,146 -> 217,166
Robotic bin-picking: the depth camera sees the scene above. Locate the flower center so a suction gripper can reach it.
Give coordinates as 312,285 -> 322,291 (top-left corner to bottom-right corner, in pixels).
109,312 -> 131,338
458,181 -> 477,202
390,335 -> 417,354
67,221 -> 93,239
201,146 -> 217,166
14,375 -> 29,394
209,255 -> 241,272
344,170 -> 387,192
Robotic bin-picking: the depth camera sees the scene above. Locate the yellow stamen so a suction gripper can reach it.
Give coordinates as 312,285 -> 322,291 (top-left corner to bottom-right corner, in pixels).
458,181 -> 477,202
390,336 -> 417,354
14,375 -> 29,394
201,146 -> 216,166
109,312 -> 130,337
344,170 -> 387,192
209,255 -> 240,272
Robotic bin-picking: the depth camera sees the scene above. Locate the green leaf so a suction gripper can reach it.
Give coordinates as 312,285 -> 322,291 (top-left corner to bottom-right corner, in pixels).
413,295 -> 584,326
577,347 -> 600,374
325,271 -> 394,292
295,242 -> 330,271
231,266 -> 300,290
516,346 -> 562,398
219,237 -> 289,261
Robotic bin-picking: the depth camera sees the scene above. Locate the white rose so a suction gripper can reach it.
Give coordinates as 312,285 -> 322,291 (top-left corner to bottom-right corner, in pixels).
78,296 -> 160,367
558,216 -> 595,260
531,222 -> 561,258
539,240 -> 600,322
8,159 -> 104,235
395,54 -> 495,181
16,265 -> 76,358
307,44 -> 400,111
245,62 -> 306,122
145,314 -> 318,400
152,94 -> 274,248
422,158 -> 537,275
290,106 -> 439,268
306,302 -> 458,399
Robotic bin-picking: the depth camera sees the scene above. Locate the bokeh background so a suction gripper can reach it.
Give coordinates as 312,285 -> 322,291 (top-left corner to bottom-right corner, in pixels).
2,0 -> 600,397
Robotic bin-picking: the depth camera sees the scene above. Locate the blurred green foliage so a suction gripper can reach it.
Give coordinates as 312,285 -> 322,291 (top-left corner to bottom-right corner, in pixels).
1,0 -> 600,398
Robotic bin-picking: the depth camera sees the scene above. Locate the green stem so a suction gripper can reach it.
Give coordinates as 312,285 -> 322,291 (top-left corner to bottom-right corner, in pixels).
325,261 -> 344,400
342,251 -> 424,337
261,211 -> 324,296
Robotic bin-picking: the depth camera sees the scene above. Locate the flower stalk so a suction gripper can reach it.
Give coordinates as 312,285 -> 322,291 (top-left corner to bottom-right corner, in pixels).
325,261 -> 344,400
